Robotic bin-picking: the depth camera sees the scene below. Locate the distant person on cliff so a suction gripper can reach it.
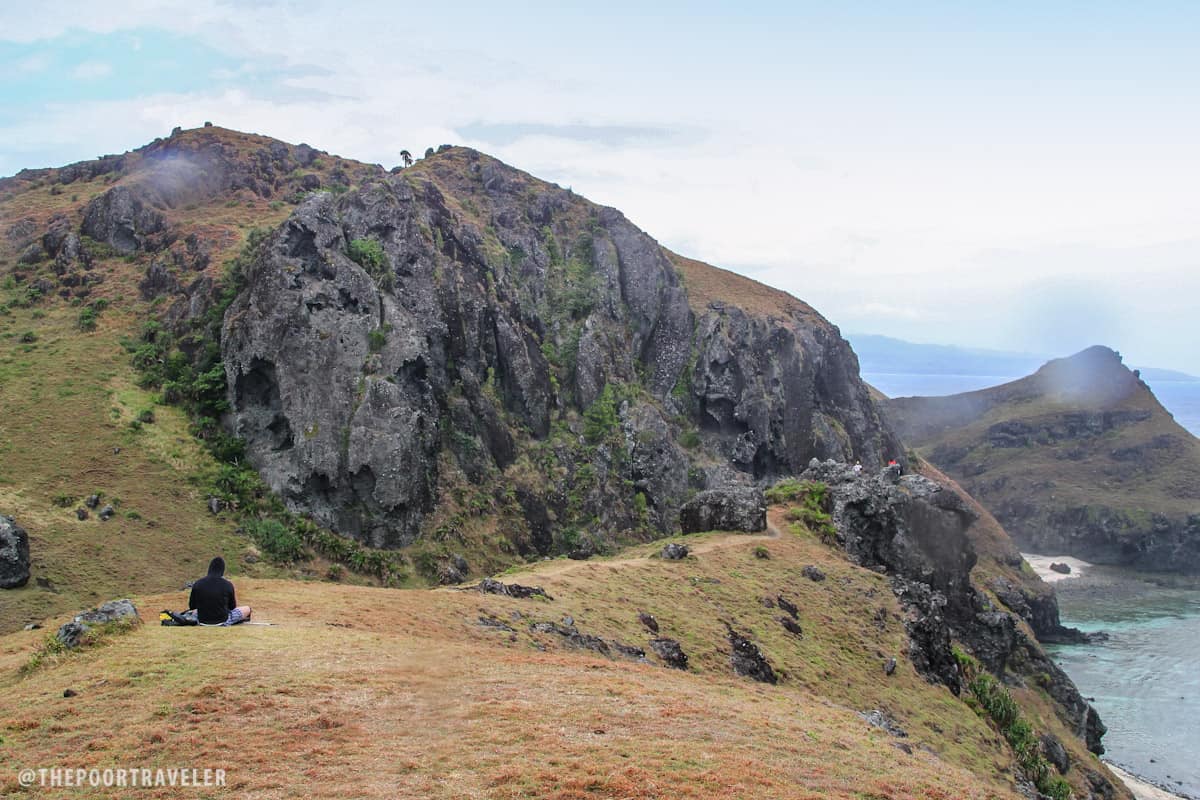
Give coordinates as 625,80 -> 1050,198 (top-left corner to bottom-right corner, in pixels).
188,557 -> 252,626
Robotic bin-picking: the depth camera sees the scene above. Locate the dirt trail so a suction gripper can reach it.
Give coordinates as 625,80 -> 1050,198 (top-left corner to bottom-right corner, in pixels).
507,520 -> 784,580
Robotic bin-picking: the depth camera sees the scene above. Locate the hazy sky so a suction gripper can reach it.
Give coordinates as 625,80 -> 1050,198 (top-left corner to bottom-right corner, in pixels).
3,2 -> 1198,372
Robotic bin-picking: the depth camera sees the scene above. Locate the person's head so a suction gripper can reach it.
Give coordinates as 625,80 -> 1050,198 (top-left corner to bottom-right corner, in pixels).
207,557 -> 226,577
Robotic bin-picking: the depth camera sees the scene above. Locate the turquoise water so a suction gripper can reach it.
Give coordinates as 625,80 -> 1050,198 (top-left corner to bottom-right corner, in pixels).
863,372 -> 1200,438
1049,579 -> 1200,798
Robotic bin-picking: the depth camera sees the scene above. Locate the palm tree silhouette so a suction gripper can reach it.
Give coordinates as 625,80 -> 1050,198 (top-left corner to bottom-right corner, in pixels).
400,150 -> 413,168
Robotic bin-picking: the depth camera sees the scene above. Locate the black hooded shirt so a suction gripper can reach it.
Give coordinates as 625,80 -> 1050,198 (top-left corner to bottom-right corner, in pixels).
188,557 -> 237,624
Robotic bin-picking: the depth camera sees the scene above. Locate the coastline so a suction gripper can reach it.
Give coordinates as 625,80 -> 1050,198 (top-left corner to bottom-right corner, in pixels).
1106,762 -> 1194,800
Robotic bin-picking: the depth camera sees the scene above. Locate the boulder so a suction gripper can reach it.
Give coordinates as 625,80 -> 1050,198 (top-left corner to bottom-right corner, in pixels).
727,625 -> 777,684
801,564 -> 826,582
649,637 -> 688,670
1049,561 -> 1072,575
56,599 -> 140,649
80,185 -> 167,255
660,543 -> 689,560
1040,732 -> 1070,774
679,486 -> 766,533
0,515 -> 31,589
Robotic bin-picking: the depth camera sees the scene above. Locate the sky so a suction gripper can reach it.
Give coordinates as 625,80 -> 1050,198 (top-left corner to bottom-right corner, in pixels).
2,1 -> 1199,373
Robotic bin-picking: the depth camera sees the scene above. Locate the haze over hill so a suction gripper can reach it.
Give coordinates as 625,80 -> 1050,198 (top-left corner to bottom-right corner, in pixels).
885,346 -> 1200,572
0,126 -> 1133,799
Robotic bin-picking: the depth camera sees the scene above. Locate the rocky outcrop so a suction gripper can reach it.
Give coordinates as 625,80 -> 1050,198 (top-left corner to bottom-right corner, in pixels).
81,185 -> 168,255
223,148 -> 901,550
802,459 -> 1108,754
679,486 -> 766,533
0,515 -> 30,589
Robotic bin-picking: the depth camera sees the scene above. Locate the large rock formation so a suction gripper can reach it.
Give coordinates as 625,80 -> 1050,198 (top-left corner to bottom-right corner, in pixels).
885,346 -> 1200,572
0,515 -> 30,589
801,460 -> 1108,756
223,148 -> 902,549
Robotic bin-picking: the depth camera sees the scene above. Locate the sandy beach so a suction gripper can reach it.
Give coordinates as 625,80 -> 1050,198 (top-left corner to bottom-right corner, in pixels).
1021,552 -> 1093,583
1106,762 -> 1193,800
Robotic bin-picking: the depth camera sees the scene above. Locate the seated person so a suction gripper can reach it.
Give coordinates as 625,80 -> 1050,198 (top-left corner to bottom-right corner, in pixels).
189,557 -> 252,626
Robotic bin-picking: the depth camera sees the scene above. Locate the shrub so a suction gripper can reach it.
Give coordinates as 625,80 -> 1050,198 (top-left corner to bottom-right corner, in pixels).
347,238 -> 392,289
679,430 -> 701,449
243,518 -> 306,563
583,383 -> 620,444
77,306 -> 98,331
367,327 -> 387,353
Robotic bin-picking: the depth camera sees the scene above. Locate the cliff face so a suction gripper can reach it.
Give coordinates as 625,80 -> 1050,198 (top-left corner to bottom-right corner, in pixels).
802,461 -> 1110,762
223,147 -> 901,549
885,346 -> 1200,572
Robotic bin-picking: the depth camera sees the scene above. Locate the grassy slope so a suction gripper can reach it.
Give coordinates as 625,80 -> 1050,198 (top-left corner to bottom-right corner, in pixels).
1,510 -> 1028,800
0,128 -> 378,632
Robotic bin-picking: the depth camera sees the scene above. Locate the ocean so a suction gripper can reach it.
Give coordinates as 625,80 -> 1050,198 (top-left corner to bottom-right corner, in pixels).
1049,575 -> 1200,799
863,371 -> 1200,795
863,372 -> 1200,438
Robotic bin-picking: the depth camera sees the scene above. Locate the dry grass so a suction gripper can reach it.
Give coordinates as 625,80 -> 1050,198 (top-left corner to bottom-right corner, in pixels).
0,516 -> 1022,799
667,251 -> 820,322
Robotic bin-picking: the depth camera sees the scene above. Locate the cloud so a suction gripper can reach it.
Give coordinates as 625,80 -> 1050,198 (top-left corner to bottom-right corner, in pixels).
457,121 -> 698,149
70,60 -> 112,79
849,302 -> 924,321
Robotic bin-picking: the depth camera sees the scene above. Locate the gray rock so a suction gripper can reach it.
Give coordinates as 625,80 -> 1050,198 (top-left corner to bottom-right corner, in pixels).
56,598 -> 140,649
98,505 -> 115,521
0,515 -> 31,589
1040,732 -> 1070,774
75,508 -> 88,521
727,625 -> 776,684
679,486 -> 766,533
81,185 -> 168,255
207,497 -> 223,515
649,637 -> 688,670
85,494 -> 100,509
859,709 -> 907,737
779,616 -> 803,637
660,543 -> 689,560
638,612 -> 659,633
801,564 -> 826,581
220,151 -> 900,551
477,578 -> 552,600
1049,561 -> 1072,575
884,657 -> 897,675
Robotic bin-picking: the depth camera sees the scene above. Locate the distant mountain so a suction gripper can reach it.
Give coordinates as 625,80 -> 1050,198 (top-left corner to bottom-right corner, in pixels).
846,334 -> 1046,378
885,346 -> 1200,572
847,334 -> 1198,385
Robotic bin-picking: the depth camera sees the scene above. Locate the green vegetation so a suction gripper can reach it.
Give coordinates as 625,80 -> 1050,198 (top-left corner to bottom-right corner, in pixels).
769,479 -> 837,542
956,649 -> 1072,800
347,237 -> 393,290
368,327 -> 388,353
582,383 -> 621,444
243,518 -> 307,563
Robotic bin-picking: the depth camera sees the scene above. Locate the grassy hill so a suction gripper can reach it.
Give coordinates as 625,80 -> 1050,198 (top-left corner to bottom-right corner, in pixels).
0,127 -> 1131,798
885,346 -> 1200,570
0,126 -> 390,632
0,506 -> 1115,799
